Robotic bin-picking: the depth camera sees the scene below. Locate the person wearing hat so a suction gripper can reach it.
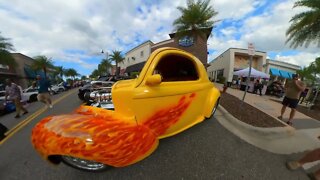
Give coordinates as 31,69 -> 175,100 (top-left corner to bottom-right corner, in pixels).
277,74 -> 306,125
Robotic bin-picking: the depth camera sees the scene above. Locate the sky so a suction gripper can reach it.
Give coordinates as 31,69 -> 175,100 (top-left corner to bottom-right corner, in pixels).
0,0 -> 319,76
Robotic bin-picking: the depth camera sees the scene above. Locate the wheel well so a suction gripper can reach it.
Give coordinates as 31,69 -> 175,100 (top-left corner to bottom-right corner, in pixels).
204,88 -> 220,118
48,155 -> 62,164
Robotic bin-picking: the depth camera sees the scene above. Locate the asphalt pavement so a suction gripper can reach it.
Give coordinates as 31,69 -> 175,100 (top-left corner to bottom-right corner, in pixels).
0,89 -> 308,180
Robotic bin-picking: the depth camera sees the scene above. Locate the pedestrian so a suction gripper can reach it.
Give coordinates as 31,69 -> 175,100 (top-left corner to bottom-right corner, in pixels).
299,89 -> 308,104
253,79 -> 262,96
277,74 -> 306,125
286,147 -> 320,180
4,79 -> 28,118
237,78 -> 241,89
35,75 -> 53,108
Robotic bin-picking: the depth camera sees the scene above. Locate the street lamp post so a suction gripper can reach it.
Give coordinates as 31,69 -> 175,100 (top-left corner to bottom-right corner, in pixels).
101,50 -> 109,60
242,43 -> 255,101
101,50 -> 109,75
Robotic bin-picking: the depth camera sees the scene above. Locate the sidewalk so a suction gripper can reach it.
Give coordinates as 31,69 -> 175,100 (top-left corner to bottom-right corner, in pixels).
215,83 -> 320,130
214,83 -> 320,171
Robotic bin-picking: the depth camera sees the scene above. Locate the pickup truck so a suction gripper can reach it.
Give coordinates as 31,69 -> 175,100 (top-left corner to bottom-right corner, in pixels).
31,47 -> 221,171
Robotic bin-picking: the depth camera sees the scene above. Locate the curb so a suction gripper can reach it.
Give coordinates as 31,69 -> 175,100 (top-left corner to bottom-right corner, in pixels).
217,106 -> 296,140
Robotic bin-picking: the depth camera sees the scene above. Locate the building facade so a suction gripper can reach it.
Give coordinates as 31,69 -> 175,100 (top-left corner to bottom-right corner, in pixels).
265,59 -> 300,79
207,48 -> 267,83
0,53 -> 36,89
207,48 -> 301,83
120,28 -> 212,75
120,41 -> 154,74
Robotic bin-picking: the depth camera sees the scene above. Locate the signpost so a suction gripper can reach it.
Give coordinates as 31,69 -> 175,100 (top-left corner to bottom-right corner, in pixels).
242,43 -> 255,101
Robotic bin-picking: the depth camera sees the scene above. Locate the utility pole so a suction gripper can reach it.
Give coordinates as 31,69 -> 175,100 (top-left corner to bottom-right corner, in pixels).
242,43 -> 255,101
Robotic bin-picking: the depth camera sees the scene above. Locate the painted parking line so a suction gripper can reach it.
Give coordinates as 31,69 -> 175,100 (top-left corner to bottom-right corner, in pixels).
0,89 -> 77,146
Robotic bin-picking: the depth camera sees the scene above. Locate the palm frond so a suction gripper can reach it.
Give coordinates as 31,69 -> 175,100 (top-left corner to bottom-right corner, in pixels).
286,0 -> 320,48
173,0 -> 218,39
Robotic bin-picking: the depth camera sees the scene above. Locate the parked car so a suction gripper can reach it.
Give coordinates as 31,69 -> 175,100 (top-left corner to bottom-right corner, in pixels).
0,91 -> 18,115
58,82 -> 71,90
23,87 -> 39,102
50,84 -> 65,94
31,47 -> 221,172
0,91 -> 6,115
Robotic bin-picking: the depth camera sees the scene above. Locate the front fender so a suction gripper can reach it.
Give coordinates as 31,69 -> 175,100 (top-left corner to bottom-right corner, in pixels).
204,87 -> 221,118
31,106 -> 159,167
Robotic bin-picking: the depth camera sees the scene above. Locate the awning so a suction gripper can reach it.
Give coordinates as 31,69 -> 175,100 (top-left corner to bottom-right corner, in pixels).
287,71 -> 293,79
279,70 -> 291,79
24,67 -> 37,78
269,68 -> 281,76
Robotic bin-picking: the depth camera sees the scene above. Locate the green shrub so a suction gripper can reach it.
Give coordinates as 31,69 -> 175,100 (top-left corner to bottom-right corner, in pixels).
130,72 -> 140,79
218,76 -> 226,84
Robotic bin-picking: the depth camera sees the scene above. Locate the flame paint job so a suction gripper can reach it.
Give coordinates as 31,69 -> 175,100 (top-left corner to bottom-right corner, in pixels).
32,94 -> 195,167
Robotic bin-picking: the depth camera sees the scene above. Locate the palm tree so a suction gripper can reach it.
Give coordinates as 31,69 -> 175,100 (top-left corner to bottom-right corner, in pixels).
90,69 -> 100,79
109,50 -> 124,76
297,66 -> 315,84
286,0 -> 320,48
55,66 -> 65,80
0,32 -> 16,67
173,0 -> 218,39
81,75 -> 87,80
65,68 -> 79,80
32,55 -> 54,78
98,58 -> 112,75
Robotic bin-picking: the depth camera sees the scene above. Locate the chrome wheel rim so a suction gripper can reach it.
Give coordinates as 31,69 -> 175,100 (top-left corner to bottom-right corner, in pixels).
211,100 -> 219,116
61,156 -> 107,171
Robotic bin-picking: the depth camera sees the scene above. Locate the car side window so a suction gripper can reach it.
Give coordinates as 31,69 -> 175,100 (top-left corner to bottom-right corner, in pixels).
153,54 -> 199,82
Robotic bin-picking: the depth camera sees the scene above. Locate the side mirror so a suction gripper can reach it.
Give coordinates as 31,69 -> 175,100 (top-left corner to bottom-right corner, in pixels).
146,74 -> 162,86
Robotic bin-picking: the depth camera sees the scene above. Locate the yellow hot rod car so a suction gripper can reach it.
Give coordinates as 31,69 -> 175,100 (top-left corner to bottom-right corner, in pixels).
31,47 -> 221,171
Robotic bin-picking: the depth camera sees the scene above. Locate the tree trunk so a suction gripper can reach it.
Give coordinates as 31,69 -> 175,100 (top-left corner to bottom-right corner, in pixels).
43,67 -> 47,78
115,62 -> 119,76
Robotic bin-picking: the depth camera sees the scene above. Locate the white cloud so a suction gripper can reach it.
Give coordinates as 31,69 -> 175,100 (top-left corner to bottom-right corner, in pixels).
0,0 -> 319,75
274,52 -> 320,68
208,0 -> 319,68
212,0 -> 261,20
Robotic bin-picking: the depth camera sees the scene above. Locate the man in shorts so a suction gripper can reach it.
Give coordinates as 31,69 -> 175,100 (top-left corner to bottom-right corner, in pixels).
36,75 -> 53,108
278,74 -> 305,125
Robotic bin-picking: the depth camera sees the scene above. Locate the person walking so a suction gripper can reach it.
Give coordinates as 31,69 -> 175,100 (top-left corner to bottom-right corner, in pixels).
286,147 -> 320,180
35,75 -> 53,108
4,79 -> 28,118
253,79 -> 262,96
277,74 -> 306,125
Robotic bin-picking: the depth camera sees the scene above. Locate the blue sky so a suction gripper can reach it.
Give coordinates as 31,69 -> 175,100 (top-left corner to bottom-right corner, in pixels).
0,0 -> 319,76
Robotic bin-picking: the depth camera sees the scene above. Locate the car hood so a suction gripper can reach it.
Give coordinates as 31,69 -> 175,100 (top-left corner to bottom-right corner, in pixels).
31,106 -> 159,167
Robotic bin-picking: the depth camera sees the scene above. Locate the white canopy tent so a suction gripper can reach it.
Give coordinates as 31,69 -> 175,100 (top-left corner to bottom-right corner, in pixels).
233,67 -> 270,79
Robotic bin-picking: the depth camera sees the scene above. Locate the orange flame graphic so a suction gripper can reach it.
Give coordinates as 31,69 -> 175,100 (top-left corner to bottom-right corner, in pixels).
31,93 -> 195,167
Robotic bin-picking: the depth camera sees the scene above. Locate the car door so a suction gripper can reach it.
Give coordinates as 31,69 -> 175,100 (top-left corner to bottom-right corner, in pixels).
132,52 -> 210,138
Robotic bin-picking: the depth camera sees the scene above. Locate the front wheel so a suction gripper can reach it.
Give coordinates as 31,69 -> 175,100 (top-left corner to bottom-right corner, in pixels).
61,155 -> 112,172
29,94 -> 38,102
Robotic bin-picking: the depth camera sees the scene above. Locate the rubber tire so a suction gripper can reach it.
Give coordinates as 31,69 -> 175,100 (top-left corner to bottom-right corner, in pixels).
61,155 -> 112,172
29,94 -> 38,102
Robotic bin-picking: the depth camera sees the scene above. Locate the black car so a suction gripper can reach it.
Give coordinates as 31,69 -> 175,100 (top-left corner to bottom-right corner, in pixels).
78,83 -> 92,101
78,80 -> 114,101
